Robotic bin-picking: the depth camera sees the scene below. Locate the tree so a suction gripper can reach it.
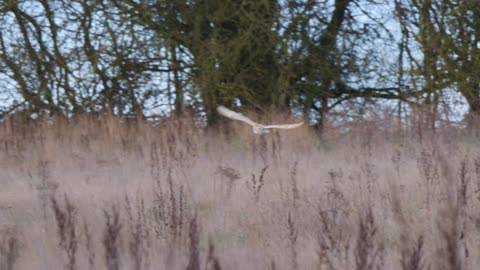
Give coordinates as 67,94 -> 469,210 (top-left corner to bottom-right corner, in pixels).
2,0 -> 465,131
282,0 -> 407,130
395,0 -> 480,130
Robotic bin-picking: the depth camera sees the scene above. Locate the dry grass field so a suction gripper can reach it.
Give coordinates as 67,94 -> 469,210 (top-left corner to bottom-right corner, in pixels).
1,115 -> 479,270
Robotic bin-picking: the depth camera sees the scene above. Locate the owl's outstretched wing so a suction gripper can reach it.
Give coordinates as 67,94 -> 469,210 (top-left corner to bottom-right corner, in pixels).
217,106 -> 259,127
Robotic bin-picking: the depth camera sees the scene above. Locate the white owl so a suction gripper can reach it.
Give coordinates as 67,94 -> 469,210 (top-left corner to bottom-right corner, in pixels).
217,106 -> 304,134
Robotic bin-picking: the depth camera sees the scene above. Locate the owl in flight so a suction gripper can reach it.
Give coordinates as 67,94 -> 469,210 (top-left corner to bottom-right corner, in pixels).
217,105 -> 304,134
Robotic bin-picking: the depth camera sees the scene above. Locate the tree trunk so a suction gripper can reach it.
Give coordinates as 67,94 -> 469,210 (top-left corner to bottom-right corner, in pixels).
314,0 -> 350,131
170,45 -> 184,116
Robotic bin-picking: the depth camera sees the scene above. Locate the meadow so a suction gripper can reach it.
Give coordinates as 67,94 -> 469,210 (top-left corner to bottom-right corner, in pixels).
0,114 -> 479,270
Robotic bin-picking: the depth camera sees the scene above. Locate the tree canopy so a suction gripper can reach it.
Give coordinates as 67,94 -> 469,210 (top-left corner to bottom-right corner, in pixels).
0,0 -> 477,130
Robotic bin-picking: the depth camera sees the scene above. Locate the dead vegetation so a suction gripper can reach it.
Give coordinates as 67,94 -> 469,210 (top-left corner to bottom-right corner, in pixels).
0,114 -> 479,269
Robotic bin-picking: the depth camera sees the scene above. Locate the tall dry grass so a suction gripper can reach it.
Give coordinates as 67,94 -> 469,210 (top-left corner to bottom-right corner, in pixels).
0,113 -> 479,270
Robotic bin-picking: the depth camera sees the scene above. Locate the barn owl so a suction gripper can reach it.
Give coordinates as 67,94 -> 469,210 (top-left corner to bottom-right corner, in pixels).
217,105 -> 304,134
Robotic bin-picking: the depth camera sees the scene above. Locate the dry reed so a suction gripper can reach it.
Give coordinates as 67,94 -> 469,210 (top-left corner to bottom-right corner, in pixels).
0,114 -> 479,269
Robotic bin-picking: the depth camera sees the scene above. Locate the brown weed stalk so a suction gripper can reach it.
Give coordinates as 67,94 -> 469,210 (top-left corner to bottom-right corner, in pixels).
51,194 -> 77,270
103,207 -> 122,270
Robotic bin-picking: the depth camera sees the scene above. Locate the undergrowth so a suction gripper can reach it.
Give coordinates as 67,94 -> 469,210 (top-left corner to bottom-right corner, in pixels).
0,114 -> 479,269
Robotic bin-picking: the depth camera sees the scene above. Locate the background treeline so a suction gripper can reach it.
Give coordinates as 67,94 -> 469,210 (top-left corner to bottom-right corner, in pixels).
0,0 -> 479,130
